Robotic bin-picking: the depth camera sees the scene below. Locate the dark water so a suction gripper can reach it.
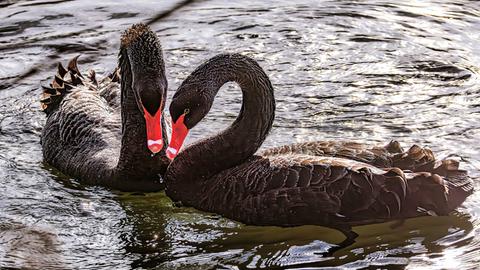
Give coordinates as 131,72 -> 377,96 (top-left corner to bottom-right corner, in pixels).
1,0 -> 479,269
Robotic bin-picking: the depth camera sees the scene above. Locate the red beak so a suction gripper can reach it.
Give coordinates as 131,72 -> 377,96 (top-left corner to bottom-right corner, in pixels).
143,107 -> 163,154
166,113 -> 189,160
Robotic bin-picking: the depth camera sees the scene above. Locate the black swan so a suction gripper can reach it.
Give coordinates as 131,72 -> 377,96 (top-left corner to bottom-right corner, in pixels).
41,24 -> 170,191
164,53 -> 473,249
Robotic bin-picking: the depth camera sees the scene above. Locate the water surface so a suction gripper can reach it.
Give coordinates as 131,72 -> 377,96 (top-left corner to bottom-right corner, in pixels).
0,0 -> 479,269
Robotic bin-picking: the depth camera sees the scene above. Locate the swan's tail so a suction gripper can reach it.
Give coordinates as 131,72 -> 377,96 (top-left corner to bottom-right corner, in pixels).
404,159 -> 474,217
40,56 -> 119,115
446,170 -> 473,212
439,160 -> 474,212
427,158 -> 474,212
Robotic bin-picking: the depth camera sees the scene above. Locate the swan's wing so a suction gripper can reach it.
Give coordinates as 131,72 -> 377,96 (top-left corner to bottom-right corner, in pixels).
227,155 -> 407,226
41,57 -> 122,181
260,140 -> 452,175
204,155 -> 384,225
206,154 -> 472,228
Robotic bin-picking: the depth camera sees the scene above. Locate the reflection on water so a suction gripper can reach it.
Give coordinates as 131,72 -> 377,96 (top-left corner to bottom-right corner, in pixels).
0,0 -> 479,269
0,222 -> 63,269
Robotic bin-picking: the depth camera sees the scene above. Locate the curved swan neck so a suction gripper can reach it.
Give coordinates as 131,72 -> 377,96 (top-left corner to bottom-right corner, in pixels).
221,55 -> 275,154
169,54 -> 275,193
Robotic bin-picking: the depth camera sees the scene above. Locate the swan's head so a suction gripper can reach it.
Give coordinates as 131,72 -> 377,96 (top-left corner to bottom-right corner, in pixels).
120,23 -> 168,154
166,80 -> 212,160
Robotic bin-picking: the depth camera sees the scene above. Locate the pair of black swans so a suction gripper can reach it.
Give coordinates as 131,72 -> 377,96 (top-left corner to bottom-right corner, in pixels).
41,24 -> 473,251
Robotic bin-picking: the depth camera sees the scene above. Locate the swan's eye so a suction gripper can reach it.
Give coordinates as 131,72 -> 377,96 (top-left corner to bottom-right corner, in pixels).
184,108 -> 190,115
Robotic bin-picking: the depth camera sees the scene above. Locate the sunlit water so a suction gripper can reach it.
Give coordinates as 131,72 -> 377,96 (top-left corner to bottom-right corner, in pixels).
1,0 -> 479,269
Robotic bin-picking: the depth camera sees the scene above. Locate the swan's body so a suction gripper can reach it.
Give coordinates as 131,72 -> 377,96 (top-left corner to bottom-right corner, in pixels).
165,53 -> 473,247
41,24 -> 170,191
260,140 -> 449,173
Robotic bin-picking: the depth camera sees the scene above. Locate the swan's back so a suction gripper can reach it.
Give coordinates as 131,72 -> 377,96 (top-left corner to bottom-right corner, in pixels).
260,140 -> 440,171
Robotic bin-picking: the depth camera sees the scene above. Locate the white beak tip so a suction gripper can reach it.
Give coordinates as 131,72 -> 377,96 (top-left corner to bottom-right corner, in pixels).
166,147 -> 178,160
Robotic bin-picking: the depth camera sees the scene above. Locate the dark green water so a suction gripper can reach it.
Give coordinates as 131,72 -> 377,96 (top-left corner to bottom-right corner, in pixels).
0,0 -> 479,269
